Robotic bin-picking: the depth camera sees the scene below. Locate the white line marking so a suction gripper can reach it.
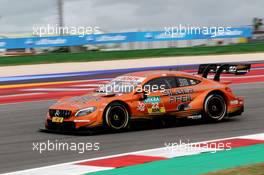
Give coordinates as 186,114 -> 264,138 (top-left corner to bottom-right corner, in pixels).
0,93 -> 46,98
0,99 -> 55,106
71,84 -> 102,87
11,165 -> 114,175
251,67 -> 264,70
22,88 -> 95,92
56,78 -> 111,83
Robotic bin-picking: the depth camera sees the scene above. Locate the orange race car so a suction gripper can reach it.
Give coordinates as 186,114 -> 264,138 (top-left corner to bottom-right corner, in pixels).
44,64 -> 250,132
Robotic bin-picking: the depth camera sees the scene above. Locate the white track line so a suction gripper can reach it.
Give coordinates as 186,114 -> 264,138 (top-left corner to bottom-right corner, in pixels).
71,84 -> 102,87
0,93 -> 46,98
22,88 -> 95,92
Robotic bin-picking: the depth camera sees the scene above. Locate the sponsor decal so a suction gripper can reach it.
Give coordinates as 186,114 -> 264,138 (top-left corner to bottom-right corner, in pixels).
169,95 -> 192,104
144,96 -> 161,103
96,35 -> 127,42
56,95 -> 101,109
86,36 -> 94,41
147,106 -> 166,113
137,102 -> 146,112
0,42 -> 6,47
145,33 -> 153,39
163,89 -> 194,96
157,32 -> 186,39
147,103 -> 166,113
25,39 -> 34,45
35,38 -> 67,45
230,100 -> 239,105
52,117 -> 63,123
211,30 -> 242,38
113,76 -> 145,83
69,95 -> 101,103
187,115 -> 202,119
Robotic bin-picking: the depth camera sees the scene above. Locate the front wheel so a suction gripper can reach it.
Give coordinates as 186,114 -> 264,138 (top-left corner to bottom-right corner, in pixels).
203,94 -> 227,122
104,102 -> 130,130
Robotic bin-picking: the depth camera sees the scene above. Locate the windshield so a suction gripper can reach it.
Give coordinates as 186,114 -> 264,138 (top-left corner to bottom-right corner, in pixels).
97,76 -> 145,94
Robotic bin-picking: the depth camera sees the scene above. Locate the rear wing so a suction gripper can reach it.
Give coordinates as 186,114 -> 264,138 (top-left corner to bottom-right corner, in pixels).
198,64 -> 251,81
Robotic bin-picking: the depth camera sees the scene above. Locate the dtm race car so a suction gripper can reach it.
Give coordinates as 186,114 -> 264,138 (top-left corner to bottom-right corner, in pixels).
44,64 -> 250,132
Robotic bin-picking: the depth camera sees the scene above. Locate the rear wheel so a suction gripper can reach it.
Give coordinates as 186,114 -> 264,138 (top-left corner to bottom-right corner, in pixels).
204,94 -> 227,122
104,102 -> 130,130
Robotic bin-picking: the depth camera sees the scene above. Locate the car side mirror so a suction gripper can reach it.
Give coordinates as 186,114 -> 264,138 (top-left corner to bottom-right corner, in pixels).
137,91 -> 148,101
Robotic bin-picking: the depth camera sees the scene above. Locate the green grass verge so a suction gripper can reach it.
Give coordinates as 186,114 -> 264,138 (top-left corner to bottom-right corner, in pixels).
85,144 -> 264,175
204,162 -> 264,175
0,42 -> 264,67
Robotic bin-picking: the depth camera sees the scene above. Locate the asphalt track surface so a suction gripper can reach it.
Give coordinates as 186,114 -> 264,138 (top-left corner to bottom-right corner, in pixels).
0,82 -> 264,174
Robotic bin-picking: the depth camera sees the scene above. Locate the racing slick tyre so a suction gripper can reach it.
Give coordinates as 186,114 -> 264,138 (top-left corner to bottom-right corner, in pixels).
203,94 -> 227,122
104,102 -> 130,130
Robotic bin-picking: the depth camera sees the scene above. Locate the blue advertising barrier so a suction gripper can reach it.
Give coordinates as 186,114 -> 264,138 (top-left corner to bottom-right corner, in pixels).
0,27 -> 252,49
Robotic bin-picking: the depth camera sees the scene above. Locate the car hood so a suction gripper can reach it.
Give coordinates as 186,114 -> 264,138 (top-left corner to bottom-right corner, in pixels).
50,92 -> 118,111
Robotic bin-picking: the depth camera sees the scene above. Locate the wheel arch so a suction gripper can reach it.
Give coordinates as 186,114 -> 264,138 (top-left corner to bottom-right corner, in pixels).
102,100 -> 131,124
202,89 -> 228,121
189,89 -> 227,110
205,90 -> 228,105
189,89 -> 228,113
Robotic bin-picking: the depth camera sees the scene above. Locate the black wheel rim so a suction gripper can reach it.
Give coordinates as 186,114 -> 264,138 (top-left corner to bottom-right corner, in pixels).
108,106 -> 127,129
207,97 -> 225,119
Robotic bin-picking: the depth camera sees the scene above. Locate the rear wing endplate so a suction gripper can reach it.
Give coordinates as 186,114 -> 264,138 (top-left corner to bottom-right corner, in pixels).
198,64 -> 251,81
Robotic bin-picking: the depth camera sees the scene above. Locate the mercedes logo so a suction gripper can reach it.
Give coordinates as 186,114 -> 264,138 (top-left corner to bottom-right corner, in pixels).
55,110 -> 60,117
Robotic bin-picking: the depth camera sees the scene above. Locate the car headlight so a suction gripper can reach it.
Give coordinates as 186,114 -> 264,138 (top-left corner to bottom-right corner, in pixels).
75,107 -> 96,117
